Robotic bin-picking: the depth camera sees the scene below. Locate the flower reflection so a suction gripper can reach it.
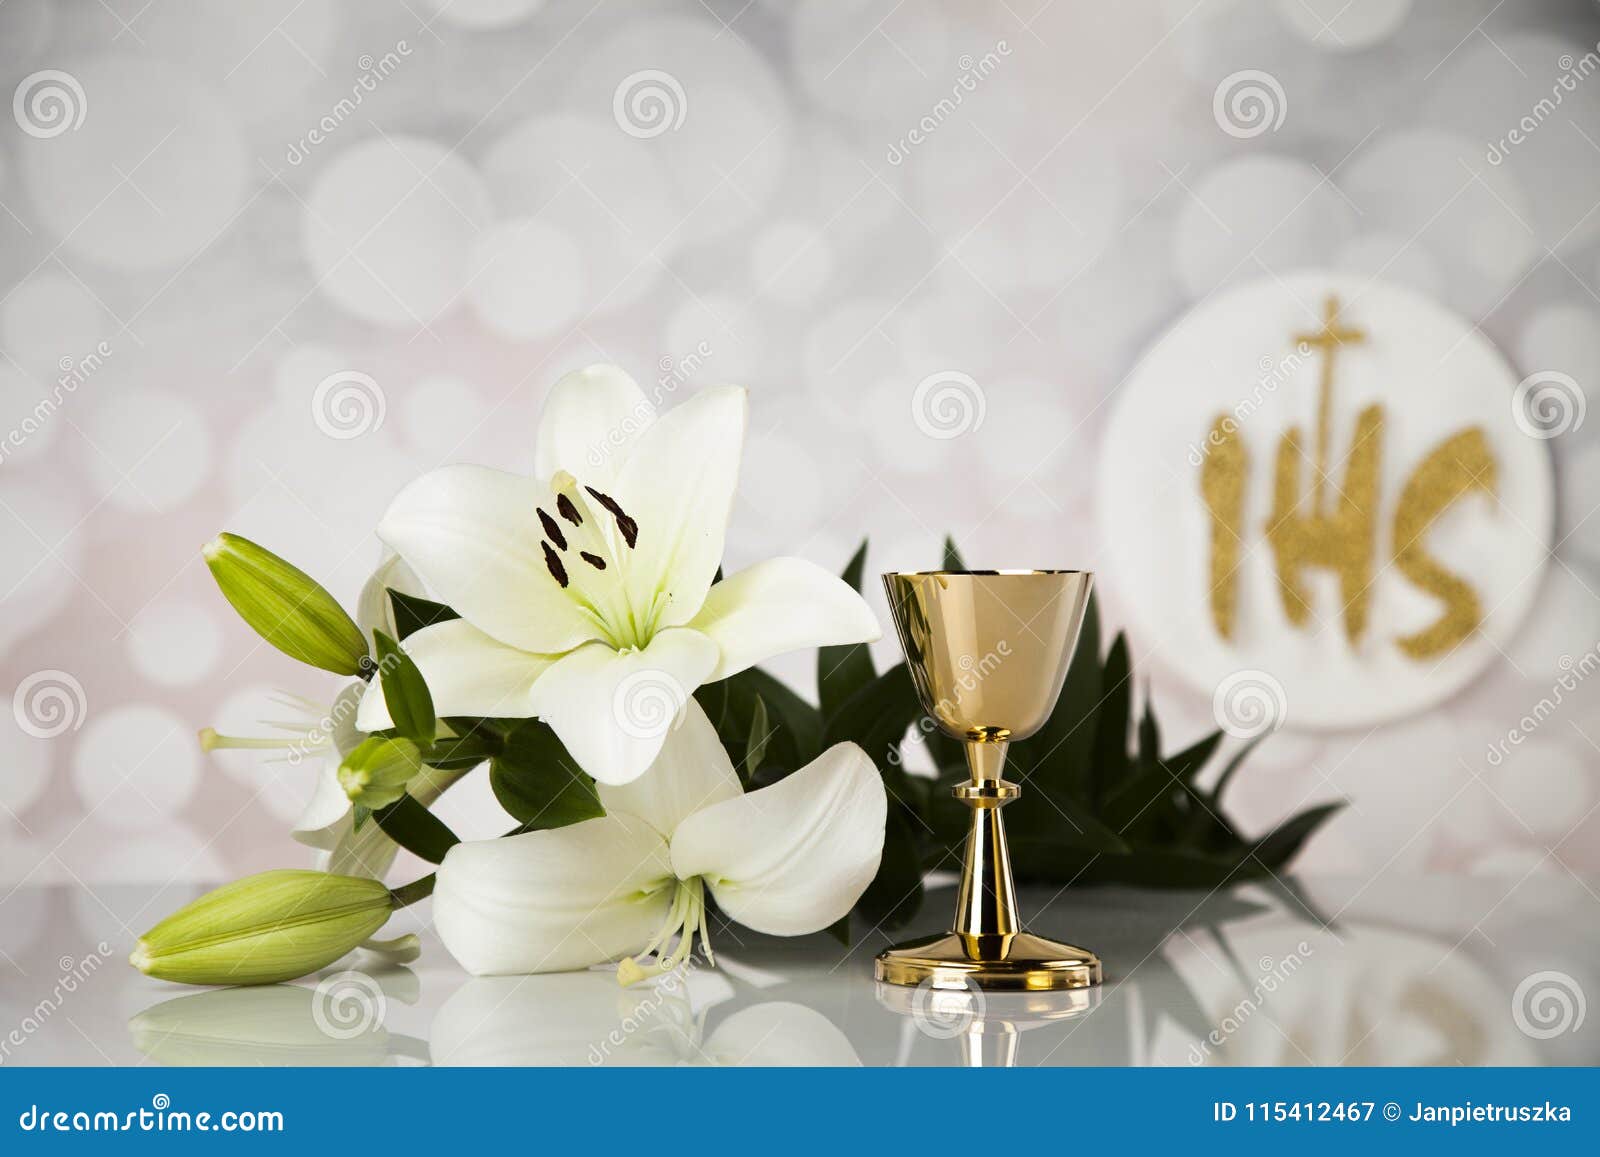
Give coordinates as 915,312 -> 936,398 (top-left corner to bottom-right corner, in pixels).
430,971 -> 860,1066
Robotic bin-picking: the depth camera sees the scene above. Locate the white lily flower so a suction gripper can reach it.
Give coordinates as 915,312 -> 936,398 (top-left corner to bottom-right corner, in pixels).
201,555 -> 444,879
431,701 -> 886,976
355,364 -> 881,786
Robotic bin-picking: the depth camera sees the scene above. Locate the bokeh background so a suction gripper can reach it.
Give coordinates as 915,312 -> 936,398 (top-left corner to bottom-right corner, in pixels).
4,0 -> 1600,926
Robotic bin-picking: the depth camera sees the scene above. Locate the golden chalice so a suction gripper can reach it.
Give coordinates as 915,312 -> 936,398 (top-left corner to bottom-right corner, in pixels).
877,570 -> 1103,991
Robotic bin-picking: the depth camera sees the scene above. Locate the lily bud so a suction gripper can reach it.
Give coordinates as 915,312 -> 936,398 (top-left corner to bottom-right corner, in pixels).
338,736 -> 424,809
204,533 -> 370,676
130,870 -> 393,986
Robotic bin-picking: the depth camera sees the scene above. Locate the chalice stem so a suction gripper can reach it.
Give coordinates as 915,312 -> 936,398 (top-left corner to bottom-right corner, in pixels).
953,739 -> 1019,944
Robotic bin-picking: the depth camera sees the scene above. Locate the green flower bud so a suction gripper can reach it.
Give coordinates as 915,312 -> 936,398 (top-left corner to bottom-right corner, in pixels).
338,736 -> 424,810
204,533 -> 370,676
130,870 -> 393,986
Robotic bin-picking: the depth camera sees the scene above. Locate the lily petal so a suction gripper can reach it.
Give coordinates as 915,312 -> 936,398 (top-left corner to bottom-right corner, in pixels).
534,364 -> 656,487
616,387 -> 747,633
355,553 -> 425,652
529,627 -> 719,786
670,742 -> 886,936
689,557 -> 883,682
378,464 -> 601,654
356,619 -> 556,731
291,760 -> 353,851
598,699 -> 742,838
433,816 -> 674,975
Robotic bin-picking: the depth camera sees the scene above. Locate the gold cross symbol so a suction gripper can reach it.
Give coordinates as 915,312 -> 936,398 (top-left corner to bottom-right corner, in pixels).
1294,295 -> 1367,513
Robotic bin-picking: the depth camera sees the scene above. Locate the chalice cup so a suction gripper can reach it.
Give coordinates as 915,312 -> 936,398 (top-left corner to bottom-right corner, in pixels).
876,569 -> 1102,991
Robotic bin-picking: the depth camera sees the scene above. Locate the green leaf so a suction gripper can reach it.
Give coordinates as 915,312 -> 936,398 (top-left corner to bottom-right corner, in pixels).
387,589 -> 459,641
1099,729 -> 1223,835
1249,802 -> 1344,870
823,663 -> 920,770
372,630 -> 436,746
421,731 -> 501,770
703,667 -> 823,771
942,535 -> 966,571
1137,696 -> 1160,774
1091,633 -> 1133,802
822,913 -> 851,947
371,794 -> 460,864
818,539 -> 876,719
743,695 -> 771,780
1022,588 -> 1102,799
489,718 -> 604,831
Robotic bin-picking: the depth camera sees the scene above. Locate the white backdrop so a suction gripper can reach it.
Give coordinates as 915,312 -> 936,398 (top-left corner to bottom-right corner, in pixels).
3,0 -> 1600,909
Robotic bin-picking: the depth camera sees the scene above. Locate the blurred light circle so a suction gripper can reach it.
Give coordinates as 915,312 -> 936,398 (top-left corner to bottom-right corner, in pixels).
136,0 -> 338,103
0,711 -> 53,819
574,18 -> 791,244
303,135 -> 491,327
1485,740 -> 1597,841
0,271 -> 105,376
20,55 -> 248,271
0,478 -> 82,653
1519,303 -> 1600,441
1277,0 -> 1410,50
71,704 -> 200,829
803,297 -> 904,423
1335,232 -> 1443,299
467,218 -> 585,341
736,429 -> 827,539
79,388 -> 212,513
126,600 -> 223,687
483,113 -> 681,314
1505,565 -> 1600,680
0,366 -> 61,465
664,294 -> 766,383
751,220 -> 834,306
402,375 -> 489,459
1340,130 -> 1536,316
1173,155 -> 1355,298
272,343 -> 353,405
426,0 -> 543,29
1423,32 -> 1600,252
790,0 -> 952,131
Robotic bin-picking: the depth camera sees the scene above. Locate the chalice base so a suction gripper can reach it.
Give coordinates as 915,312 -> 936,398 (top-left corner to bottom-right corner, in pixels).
875,930 -> 1102,991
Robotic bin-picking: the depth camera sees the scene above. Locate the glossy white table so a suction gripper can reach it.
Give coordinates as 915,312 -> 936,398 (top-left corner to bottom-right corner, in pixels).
4,876 -> 1596,1066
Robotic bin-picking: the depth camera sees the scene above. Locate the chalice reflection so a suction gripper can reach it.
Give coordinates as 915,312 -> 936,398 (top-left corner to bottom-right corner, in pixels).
877,570 -> 1103,991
